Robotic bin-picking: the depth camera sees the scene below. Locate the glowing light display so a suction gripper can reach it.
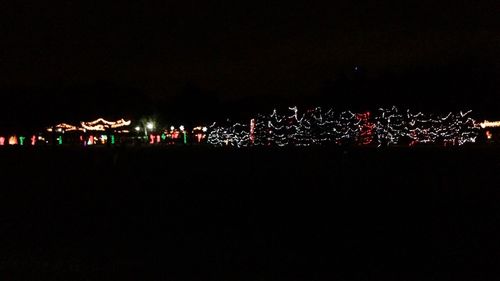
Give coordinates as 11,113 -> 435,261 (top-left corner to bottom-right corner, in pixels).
208,106 -> 479,147
9,136 -> 18,145
0,137 -> 5,146
19,136 -> 26,146
486,130 -> 493,140
480,121 -> 500,128
250,119 -> 256,144
47,123 -> 83,132
31,135 -> 36,145
81,118 -> 131,131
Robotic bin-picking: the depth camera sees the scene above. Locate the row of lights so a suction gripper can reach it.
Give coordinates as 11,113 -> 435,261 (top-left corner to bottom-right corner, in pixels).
134,123 -> 207,133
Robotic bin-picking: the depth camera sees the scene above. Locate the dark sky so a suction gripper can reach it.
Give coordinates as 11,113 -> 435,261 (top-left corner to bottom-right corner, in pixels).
0,1 -> 499,127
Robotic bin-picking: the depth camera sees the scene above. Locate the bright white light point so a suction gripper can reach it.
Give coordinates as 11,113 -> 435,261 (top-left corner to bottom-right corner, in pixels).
146,123 -> 154,130
202,127 -> 207,132
170,126 -> 175,131
135,126 -> 141,131
179,125 -> 185,131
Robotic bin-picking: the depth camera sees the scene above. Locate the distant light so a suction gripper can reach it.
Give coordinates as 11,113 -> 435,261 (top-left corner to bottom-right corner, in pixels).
480,120 -> 500,128
486,130 -> 492,140
9,136 -> 18,145
147,122 -> 154,130
135,126 -> 141,131
202,127 -> 207,132
170,126 -> 175,131
179,125 -> 185,131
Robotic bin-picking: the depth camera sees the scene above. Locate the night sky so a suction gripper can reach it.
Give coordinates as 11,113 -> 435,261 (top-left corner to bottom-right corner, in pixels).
0,1 -> 498,128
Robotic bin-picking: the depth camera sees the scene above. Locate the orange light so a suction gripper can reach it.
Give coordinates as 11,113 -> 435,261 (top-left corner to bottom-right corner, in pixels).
480,121 -> 500,128
8,136 -> 18,145
486,130 -> 493,140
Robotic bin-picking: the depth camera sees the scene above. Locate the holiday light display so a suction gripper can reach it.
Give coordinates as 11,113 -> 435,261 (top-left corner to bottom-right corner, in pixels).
9,136 -> 18,145
81,118 -> 131,131
0,108 -> 485,148
191,127 -> 208,143
486,131 -> 493,140
208,106 -> 480,147
47,123 -> 83,132
480,121 -> 500,128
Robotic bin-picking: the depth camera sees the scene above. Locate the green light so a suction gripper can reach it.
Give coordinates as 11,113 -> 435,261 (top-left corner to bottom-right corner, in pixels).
161,133 -> 166,140
19,136 -> 25,146
183,132 -> 187,144
57,136 -> 62,145
111,135 -> 115,145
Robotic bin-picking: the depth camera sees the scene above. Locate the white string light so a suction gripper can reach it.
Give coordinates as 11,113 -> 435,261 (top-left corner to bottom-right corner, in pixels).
208,106 -> 480,147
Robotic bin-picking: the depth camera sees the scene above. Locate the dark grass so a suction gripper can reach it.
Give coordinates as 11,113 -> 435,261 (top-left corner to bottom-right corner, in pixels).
0,146 -> 499,280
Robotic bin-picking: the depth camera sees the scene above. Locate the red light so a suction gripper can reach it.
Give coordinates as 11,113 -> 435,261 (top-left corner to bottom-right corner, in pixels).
486,130 -> 493,140
0,137 -> 4,146
31,135 -> 36,145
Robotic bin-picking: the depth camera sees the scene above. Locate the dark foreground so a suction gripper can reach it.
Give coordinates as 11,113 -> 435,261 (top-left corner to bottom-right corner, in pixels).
0,146 -> 499,280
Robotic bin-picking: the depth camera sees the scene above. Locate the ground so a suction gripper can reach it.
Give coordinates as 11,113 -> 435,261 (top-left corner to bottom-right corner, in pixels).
0,145 -> 499,280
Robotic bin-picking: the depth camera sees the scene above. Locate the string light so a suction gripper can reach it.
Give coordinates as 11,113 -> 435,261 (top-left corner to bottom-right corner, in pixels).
47,123 -> 83,132
208,106 -> 479,147
81,118 -> 131,131
480,120 -> 500,128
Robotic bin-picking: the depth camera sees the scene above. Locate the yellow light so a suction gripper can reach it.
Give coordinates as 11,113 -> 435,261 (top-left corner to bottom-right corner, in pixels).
81,118 -> 131,131
47,123 -> 83,132
8,136 -> 18,145
480,120 -> 500,128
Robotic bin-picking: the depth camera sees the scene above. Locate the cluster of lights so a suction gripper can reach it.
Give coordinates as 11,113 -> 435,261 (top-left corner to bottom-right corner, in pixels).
208,106 -> 480,147
480,120 -> 500,128
81,118 -> 131,131
47,123 -> 84,132
47,118 -> 131,133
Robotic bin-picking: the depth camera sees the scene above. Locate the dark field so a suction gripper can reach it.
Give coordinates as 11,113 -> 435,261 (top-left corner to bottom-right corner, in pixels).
1,146 -> 500,280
